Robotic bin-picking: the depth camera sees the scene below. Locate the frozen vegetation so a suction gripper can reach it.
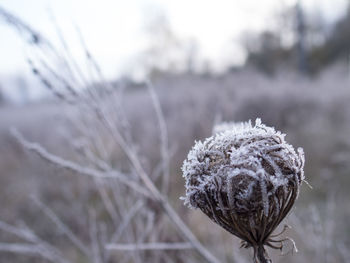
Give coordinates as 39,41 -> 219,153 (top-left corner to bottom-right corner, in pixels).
0,65 -> 350,262
0,5 -> 349,262
183,119 -> 305,262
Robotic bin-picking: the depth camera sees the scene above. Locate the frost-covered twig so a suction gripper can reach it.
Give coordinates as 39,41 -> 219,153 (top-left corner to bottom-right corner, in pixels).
1,6 -> 220,263
11,128 -> 151,197
0,6 -> 48,46
92,100 -> 221,263
93,178 -> 120,227
89,209 -> 102,263
12,118 -> 219,263
0,243 -> 41,254
0,221 -> 70,263
106,242 -> 193,251
31,197 -> 90,257
146,80 -> 170,194
110,200 -> 144,243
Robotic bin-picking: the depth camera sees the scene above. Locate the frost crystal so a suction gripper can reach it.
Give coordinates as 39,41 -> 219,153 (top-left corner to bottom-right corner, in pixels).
182,119 -> 305,262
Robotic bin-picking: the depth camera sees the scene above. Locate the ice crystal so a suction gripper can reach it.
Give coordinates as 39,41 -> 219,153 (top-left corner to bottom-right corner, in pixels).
182,119 -> 305,262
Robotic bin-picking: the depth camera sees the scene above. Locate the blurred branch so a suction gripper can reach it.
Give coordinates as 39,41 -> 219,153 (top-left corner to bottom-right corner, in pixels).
11,121 -> 220,263
146,80 -> 170,194
1,5 -> 220,262
95,105 -> 221,263
106,242 -> 193,251
110,200 -> 144,243
11,128 -> 151,198
0,243 -> 41,254
0,221 -> 70,263
31,197 -> 90,257
0,6 -> 47,46
89,209 -> 102,263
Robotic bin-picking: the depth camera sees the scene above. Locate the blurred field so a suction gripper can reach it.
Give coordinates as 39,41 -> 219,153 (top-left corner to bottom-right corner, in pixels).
0,65 -> 350,262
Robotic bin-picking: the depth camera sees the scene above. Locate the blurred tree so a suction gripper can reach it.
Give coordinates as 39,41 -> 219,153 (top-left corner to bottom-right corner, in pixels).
296,0 -> 308,74
241,3 -> 301,75
16,76 -> 29,104
241,1 -> 350,75
184,38 -> 199,74
140,8 -> 201,77
308,4 -> 350,73
142,11 -> 180,73
0,85 -> 4,105
242,30 -> 293,75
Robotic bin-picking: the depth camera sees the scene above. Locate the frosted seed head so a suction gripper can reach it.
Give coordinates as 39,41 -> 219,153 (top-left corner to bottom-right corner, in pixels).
182,118 -> 305,255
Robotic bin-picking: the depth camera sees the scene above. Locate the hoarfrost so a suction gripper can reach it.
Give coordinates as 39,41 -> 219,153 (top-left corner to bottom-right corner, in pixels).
182,118 -> 305,217
182,118 -> 306,260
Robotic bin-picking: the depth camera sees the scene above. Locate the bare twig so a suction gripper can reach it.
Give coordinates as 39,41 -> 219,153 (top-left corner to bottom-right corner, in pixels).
11,128 -> 151,198
146,80 -> 170,194
89,209 -> 102,263
0,243 -> 40,254
0,222 -> 70,263
106,242 -> 193,251
31,197 -> 90,257
11,108 -> 219,263
110,200 -> 144,243
0,6 -> 48,46
1,6 -> 220,262
95,106 -> 220,263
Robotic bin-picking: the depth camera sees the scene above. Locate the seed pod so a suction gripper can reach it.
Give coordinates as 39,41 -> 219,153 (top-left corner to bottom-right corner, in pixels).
182,119 -> 305,263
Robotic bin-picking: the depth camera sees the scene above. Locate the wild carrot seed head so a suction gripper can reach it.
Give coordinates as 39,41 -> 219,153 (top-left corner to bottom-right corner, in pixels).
182,118 -> 305,259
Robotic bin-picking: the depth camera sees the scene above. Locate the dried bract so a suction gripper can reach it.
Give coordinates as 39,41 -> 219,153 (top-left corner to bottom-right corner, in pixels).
182,119 -> 305,263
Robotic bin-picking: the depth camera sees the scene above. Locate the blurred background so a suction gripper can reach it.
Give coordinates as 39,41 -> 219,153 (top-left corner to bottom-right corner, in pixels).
0,0 -> 350,262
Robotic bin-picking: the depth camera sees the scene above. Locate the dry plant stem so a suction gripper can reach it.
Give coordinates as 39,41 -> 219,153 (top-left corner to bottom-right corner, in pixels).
0,221 -> 70,263
256,246 -> 271,263
106,242 -> 193,251
146,81 -> 170,194
1,6 -> 219,262
96,109 -> 220,263
11,128 -> 151,198
0,243 -> 40,254
31,197 -> 90,257
11,122 -> 219,263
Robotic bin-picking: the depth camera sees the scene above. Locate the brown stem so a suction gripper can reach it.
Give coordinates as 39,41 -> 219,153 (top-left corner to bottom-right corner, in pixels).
256,246 -> 272,263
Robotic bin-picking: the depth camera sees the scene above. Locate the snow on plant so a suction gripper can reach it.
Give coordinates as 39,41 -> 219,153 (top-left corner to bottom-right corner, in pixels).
182,118 -> 305,263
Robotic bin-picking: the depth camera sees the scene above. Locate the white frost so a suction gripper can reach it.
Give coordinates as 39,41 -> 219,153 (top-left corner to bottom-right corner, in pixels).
182,118 -> 305,216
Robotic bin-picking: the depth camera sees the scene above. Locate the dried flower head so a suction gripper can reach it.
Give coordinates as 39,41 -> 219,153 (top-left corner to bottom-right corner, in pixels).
182,119 -> 305,263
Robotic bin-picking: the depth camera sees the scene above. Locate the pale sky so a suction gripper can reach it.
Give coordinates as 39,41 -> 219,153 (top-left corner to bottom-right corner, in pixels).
0,0 -> 348,101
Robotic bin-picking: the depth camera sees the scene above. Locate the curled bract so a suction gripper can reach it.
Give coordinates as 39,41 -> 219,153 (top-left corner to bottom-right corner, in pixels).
182,119 -> 305,263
